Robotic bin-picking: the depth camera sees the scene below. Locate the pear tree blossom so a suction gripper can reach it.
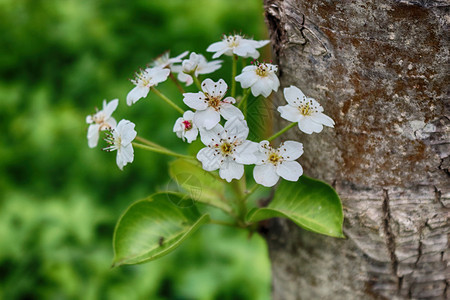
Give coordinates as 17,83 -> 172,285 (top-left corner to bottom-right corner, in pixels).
183,78 -> 244,130
278,85 -> 335,134
150,50 -> 189,69
86,99 -> 119,148
85,32 -> 344,268
253,140 -> 304,187
103,119 -> 137,170
197,118 -> 258,182
173,110 -> 198,143
172,52 -> 222,86
207,34 -> 269,59
235,61 -> 279,97
126,67 -> 171,106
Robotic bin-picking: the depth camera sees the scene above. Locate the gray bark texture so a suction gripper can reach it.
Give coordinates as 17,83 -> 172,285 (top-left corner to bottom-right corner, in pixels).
262,0 -> 449,299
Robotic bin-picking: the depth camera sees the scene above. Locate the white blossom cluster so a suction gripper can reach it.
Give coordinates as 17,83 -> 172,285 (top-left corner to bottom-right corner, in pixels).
85,34 -> 334,187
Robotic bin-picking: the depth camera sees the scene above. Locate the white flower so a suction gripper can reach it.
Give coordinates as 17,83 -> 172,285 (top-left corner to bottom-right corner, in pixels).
103,119 -> 137,170
278,86 -> 335,134
183,78 -> 244,130
150,50 -> 189,69
235,62 -> 279,97
126,67 -> 170,106
86,99 -> 119,148
253,140 -> 303,187
206,34 -> 269,59
197,118 -> 258,182
173,110 -> 198,143
172,52 -> 222,86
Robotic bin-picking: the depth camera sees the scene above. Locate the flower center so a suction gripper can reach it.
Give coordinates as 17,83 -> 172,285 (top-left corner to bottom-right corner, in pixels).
256,64 -> 269,77
103,130 -> 120,152
134,70 -> 151,87
204,93 -> 222,110
220,142 -> 233,155
268,152 -> 282,165
182,120 -> 193,131
224,35 -> 241,48
299,104 -> 312,116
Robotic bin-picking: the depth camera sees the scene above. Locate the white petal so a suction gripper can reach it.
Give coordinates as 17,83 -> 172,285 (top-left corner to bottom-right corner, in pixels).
234,141 -> 258,164
116,151 -> 124,170
233,43 -> 257,57
149,67 -> 170,85
197,60 -> 222,75
267,73 -> 280,92
105,117 -> 117,129
257,40 -> 270,47
194,108 -> 221,130
253,164 -> 280,187
197,147 -> 221,171
103,99 -> 119,118
173,117 -> 183,132
87,124 -> 100,148
311,112 -> 335,127
177,72 -> 193,86
201,78 -> 227,98
127,86 -> 149,106
169,50 -> 189,64
117,143 -> 134,170
199,123 -> 224,146
279,141 -> 303,161
219,159 -> 244,182
298,118 -> 323,134
117,120 -> 137,145
250,78 -> 271,97
211,48 -> 229,59
235,70 -> 258,88
200,78 -> 215,95
183,92 -> 208,110
247,49 -> 260,59
276,161 -> 303,182
254,150 -> 267,165
121,143 -> 135,164
278,105 -> 301,123
219,103 -> 244,121
283,86 -> 306,106
206,41 -> 227,52
184,128 -> 198,143
223,117 -> 249,140
183,110 -> 195,120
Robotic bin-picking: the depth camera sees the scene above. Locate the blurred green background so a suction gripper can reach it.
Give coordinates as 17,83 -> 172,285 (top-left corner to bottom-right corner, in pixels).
0,0 -> 272,299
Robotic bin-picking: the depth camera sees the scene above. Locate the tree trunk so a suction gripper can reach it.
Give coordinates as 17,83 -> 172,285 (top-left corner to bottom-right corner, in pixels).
262,1 -> 449,299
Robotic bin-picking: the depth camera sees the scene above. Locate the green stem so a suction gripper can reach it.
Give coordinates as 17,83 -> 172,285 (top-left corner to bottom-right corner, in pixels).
135,136 -> 165,149
132,142 -> 194,160
169,73 -> 185,94
231,179 -> 248,224
209,219 -> 237,227
267,122 -> 298,141
191,74 -> 202,90
231,54 -> 238,98
150,87 -> 184,115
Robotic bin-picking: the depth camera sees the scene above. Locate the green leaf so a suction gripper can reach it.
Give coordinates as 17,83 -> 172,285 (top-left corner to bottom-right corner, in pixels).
169,159 -> 231,213
246,176 -> 344,238
246,96 -> 272,141
112,193 -> 210,266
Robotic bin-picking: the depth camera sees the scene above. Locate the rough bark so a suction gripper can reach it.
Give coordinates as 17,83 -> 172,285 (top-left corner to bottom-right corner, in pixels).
262,1 -> 449,299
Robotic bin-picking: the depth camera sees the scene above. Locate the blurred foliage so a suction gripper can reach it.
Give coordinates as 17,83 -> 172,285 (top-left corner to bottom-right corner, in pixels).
0,0 -> 271,299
